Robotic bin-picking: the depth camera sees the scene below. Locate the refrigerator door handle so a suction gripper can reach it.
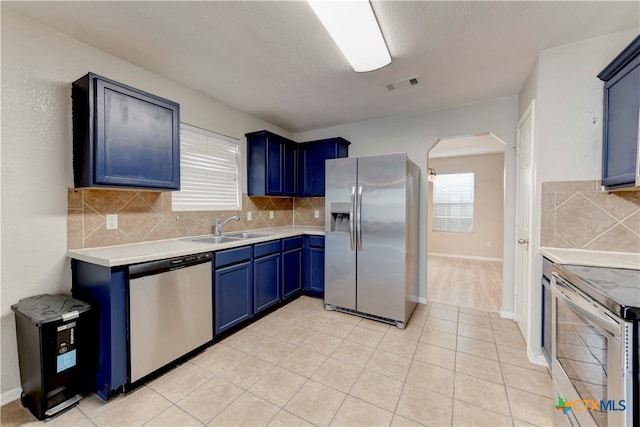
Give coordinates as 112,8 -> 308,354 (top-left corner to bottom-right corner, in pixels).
349,186 -> 356,251
357,185 -> 363,251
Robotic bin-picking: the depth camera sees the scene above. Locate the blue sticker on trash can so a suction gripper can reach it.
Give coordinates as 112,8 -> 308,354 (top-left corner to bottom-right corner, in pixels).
57,349 -> 76,372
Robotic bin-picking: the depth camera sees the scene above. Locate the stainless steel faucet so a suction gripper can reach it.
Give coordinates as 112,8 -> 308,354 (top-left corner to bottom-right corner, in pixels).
214,215 -> 240,236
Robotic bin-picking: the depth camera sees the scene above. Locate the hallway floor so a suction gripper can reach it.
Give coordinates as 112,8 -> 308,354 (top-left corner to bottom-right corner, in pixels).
1,297 -> 553,426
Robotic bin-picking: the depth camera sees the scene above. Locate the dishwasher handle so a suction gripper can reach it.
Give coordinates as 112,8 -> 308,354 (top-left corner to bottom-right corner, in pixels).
129,252 -> 212,279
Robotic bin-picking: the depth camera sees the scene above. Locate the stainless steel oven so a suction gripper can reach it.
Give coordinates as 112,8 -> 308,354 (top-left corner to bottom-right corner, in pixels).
551,265 -> 636,427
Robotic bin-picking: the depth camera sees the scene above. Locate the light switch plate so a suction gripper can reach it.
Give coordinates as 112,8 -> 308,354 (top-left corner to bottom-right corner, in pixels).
247,211 -> 252,221
269,211 -> 274,219
106,214 -> 118,230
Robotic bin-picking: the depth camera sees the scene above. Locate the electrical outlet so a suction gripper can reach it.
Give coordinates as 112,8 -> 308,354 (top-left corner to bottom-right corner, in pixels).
106,214 -> 118,230
247,211 -> 252,221
314,210 -> 320,219
269,211 -> 274,219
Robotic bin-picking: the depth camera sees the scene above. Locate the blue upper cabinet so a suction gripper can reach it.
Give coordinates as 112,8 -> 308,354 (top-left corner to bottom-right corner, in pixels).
247,130 -> 297,197
72,73 -> 180,190
297,138 -> 350,197
598,35 -> 640,190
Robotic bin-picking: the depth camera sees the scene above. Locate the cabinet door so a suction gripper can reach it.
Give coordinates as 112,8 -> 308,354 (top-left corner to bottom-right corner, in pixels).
283,142 -> 297,196
254,253 -> 281,314
94,77 -> 180,189
214,261 -> 253,335
298,139 -> 349,197
282,247 -> 303,300
603,58 -> 640,188
303,237 -> 325,298
266,135 -> 284,195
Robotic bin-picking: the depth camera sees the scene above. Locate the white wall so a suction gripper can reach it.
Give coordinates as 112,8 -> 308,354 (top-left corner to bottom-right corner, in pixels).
294,97 -> 519,310
0,8 -> 291,399
520,28 -> 639,363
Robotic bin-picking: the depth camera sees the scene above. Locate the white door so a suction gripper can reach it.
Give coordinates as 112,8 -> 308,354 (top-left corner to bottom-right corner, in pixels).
515,100 -> 534,338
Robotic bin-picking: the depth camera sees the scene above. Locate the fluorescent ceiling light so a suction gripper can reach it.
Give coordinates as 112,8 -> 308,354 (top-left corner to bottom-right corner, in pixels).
307,0 -> 391,72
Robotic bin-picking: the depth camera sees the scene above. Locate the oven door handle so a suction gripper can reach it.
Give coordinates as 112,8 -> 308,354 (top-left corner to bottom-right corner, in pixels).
552,275 -> 621,336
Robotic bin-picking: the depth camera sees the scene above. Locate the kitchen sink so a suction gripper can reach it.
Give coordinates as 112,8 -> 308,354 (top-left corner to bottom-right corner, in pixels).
186,235 -> 241,244
223,232 -> 274,239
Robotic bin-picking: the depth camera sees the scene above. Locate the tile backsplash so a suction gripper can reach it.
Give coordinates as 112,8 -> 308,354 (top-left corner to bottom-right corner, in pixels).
68,189 -> 326,249
541,180 -> 640,254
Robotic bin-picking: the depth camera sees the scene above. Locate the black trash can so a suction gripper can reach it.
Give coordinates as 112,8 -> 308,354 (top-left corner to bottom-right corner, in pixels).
11,294 -> 93,420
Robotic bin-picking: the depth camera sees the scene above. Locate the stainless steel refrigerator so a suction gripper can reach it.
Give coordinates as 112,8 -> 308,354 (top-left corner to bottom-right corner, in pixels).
324,153 -> 420,328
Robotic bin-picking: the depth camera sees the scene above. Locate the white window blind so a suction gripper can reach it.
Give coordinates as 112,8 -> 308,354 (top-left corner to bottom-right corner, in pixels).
171,124 -> 241,211
432,172 -> 474,233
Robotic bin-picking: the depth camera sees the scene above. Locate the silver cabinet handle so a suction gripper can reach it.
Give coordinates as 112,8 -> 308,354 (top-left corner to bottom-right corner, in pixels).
349,186 -> 356,251
517,238 -> 529,244
356,186 -> 363,252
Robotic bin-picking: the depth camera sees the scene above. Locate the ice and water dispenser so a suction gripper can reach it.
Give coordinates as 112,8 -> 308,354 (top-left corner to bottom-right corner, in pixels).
330,202 -> 352,233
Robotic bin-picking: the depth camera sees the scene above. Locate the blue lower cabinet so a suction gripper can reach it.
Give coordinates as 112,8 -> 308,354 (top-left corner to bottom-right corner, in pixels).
282,237 -> 303,300
303,236 -> 325,298
253,240 -> 282,314
214,246 -> 253,336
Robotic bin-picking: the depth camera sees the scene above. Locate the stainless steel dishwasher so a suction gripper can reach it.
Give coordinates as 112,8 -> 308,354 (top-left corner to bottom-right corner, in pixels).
128,252 -> 213,383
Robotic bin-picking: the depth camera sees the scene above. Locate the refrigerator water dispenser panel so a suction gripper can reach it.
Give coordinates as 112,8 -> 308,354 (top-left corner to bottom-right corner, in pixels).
330,203 -> 351,232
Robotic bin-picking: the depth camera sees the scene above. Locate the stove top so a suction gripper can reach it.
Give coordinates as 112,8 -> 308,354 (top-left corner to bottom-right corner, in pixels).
554,264 -> 640,320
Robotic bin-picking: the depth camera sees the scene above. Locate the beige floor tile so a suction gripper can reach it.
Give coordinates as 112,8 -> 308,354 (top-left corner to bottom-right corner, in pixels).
250,366 -> 307,407
350,370 -> 404,412
457,323 -> 495,343
93,387 -> 171,426
494,329 -> 526,348
377,334 -> 418,358
454,373 -> 510,416
0,400 -> 40,426
284,381 -> 346,426
429,302 -> 459,312
329,396 -> 394,426
177,376 -> 244,423
459,306 -> 492,317
145,405 -> 203,426
330,311 -> 364,325
251,336 -> 297,365
386,321 -> 424,341
424,317 -> 458,334
267,410 -> 315,426
279,347 -> 327,377
428,308 -> 459,322
497,345 -> 549,373
209,392 -> 279,426
269,324 -> 312,346
419,328 -> 457,350
357,317 -> 391,333
458,313 -> 492,328
413,342 -> 456,370
5,405 -> 94,427
507,387 -> 555,426
490,317 -> 521,334
502,364 -> 553,398
147,362 -> 213,403
405,359 -> 454,397
190,344 -> 245,375
455,352 -> 503,384
220,355 -> 276,389
302,331 -> 343,356
299,311 -> 332,330
365,349 -> 412,381
319,319 -> 357,339
331,340 -> 376,367
456,336 -> 498,361
76,392 -> 127,420
219,329 -> 267,353
390,414 -> 426,426
345,326 -> 385,347
311,357 -> 363,393
452,399 -> 512,426
395,383 -> 453,426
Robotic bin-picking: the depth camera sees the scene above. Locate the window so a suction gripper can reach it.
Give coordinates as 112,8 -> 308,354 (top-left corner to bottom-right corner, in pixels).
432,172 -> 474,233
172,124 -> 241,211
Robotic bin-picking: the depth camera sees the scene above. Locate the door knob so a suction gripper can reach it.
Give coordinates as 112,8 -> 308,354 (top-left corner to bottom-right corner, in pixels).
517,238 -> 529,244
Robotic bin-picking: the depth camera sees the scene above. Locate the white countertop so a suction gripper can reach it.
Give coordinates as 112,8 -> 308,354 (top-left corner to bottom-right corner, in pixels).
540,247 -> 640,270
68,226 -> 325,267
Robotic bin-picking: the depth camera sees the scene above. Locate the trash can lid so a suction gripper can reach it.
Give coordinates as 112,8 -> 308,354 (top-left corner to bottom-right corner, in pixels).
11,294 -> 91,326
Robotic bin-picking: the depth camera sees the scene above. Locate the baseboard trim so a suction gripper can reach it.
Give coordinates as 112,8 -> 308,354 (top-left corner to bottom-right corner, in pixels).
1,387 -> 22,406
427,252 -> 503,262
500,310 -> 514,319
417,297 -> 427,304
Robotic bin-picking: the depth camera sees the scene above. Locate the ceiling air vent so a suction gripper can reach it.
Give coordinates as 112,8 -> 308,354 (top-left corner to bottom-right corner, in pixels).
385,76 -> 420,92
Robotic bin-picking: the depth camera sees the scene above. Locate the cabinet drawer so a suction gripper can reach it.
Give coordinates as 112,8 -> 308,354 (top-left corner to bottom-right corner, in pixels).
307,236 -> 325,249
282,236 -> 303,251
254,240 -> 282,258
215,246 -> 253,268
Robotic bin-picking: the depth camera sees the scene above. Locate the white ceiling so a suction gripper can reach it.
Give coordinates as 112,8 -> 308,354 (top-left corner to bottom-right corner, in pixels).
429,133 -> 505,159
4,1 -> 639,133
